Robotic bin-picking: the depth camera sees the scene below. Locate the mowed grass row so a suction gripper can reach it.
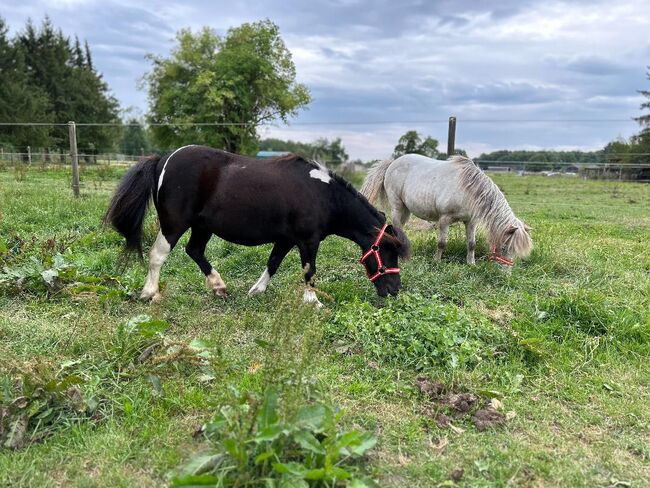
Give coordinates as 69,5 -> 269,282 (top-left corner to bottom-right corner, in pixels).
0,166 -> 649,487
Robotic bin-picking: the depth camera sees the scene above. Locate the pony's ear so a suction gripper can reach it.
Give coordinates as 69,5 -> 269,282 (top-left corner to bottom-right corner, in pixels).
506,225 -> 518,235
524,223 -> 533,232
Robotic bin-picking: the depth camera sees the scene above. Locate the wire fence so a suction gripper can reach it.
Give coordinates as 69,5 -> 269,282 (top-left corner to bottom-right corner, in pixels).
2,118 -> 650,184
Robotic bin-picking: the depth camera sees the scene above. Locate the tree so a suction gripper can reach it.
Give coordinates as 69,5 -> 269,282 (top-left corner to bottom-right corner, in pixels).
145,20 -> 310,154
636,66 -> 650,130
14,17 -> 121,152
0,17 -> 51,150
312,138 -> 348,165
120,117 -> 150,155
257,136 -> 348,166
392,130 -> 439,158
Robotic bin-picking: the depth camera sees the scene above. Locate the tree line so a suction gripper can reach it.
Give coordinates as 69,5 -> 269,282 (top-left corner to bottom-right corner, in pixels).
0,17 -> 120,153
1,16 -> 649,167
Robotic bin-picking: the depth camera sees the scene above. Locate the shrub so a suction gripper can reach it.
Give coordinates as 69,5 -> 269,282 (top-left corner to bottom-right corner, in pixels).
172,387 -> 377,487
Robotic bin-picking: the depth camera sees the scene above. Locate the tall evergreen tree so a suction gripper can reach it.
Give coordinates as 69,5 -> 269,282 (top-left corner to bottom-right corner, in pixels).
0,17 -> 51,150
636,66 -> 650,133
15,17 -> 121,152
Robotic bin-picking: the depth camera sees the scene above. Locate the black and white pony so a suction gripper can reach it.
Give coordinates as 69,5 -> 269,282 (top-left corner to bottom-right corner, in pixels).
104,145 -> 410,305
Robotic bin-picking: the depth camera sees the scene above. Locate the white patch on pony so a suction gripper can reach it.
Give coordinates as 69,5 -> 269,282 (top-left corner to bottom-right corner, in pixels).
248,269 -> 271,296
303,288 -> 323,308
141,231 -> 171,301
309,168 -> 331,184
157,144 -> 196,197
206,269 -> 227,297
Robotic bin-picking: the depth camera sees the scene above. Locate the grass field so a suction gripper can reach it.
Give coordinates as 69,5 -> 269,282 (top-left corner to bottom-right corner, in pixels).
1,166 -> 649,487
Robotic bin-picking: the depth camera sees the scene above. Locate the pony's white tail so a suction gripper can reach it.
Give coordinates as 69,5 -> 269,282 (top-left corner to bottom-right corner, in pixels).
360,158 -> 394,208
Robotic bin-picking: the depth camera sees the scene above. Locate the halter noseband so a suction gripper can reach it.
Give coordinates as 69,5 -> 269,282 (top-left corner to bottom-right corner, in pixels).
360,224 -> 400,282
489,246 -> 514,266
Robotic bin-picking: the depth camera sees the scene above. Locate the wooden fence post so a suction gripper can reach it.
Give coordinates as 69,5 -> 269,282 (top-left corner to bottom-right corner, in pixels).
69,121 -> 80,198
27,146 -> 32,165
447,116 -> 456,157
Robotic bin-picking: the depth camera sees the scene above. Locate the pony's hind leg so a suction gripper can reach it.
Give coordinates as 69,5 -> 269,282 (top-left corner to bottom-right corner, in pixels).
465,221 -> 477,265
297,240 -> 322,308
141,231 -> 174,301
185,227 -> 227,297
249,240 -> 294,296
435,216 -> 452,261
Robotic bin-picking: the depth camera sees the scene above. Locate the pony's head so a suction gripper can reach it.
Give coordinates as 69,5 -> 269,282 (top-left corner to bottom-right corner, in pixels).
364,224 -> 411,297
493,219 -> 533,269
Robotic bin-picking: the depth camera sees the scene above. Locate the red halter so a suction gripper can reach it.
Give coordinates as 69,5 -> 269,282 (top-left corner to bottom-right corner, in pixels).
489,246 -> 514,266
360,224 -> 401,282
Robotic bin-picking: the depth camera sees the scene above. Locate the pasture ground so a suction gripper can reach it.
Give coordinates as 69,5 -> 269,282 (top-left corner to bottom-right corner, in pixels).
1,166 -> 649,487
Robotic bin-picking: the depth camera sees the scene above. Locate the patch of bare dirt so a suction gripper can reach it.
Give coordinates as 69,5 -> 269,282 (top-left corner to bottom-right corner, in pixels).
416,376 -> 515,433
472,406 -> 506,431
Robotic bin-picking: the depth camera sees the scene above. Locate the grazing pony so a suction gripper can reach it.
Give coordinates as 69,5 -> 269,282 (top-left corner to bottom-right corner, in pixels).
104,145 -> 409,305
361,154 -> 532,268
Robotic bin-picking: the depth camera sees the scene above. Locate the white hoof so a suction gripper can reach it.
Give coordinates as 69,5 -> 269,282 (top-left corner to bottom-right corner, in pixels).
303,288 -> 323,308
248,269 -> 271,296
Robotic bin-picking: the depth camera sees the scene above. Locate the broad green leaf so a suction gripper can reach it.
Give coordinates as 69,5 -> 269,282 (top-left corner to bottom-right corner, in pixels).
272,462 -> 307,476
332,466 -> 352,480
254,451 -> 273,464
303,468 -> 326,480
348,433 -> 377,456
257,388 -> 279,429
136,319 -> 169,337
174,453 -> 224,477
293,404 -> 326,431
255,424 -> 283,442
293,430 -> 325,454
171,473 -> 221,487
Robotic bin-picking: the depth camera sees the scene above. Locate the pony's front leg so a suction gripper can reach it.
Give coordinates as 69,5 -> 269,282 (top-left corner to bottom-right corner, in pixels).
185,227 -> 227,297
391,204 -> 410,229
465,221 -> 477,265
141,231 -> 173,302
249,240 -> 294,296
435,217 -> 451,261
298,241 -> 322,308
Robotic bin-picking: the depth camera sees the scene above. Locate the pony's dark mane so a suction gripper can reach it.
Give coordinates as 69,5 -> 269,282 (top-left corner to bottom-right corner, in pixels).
304,157 -> 385,222
283,154 -> 409,257
260,152 -> 385,223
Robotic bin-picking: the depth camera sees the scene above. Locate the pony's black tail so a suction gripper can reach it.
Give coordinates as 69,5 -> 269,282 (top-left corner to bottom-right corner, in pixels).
103,155 -> 160,255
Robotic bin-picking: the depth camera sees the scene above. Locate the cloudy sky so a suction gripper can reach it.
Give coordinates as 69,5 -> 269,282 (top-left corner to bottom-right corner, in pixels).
2,0 -> 649,159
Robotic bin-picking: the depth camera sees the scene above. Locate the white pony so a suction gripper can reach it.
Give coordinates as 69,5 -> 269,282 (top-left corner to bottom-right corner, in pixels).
361,154 -> 532,267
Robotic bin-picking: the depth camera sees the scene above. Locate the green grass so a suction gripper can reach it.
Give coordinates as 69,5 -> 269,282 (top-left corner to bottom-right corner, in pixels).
1,165 -> 649,487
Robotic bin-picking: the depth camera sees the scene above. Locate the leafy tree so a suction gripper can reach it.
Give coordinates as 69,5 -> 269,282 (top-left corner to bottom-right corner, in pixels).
393,130 -> 440,158
145,20 -> 310,154
257,136 -> 348,166
0,17 -> 51,150
312,137 -> 348,165
120,117 -> 150,155
257,137 -> 315,155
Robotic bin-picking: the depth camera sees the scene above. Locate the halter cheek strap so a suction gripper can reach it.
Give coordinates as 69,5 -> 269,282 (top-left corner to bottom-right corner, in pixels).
489,246 -> 514,266
360,223 -> 401,282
